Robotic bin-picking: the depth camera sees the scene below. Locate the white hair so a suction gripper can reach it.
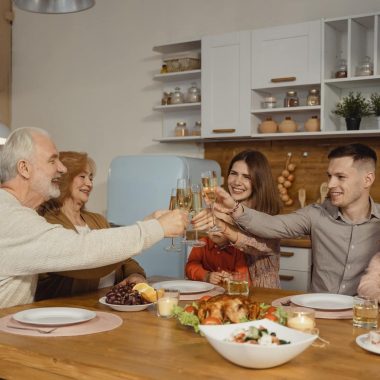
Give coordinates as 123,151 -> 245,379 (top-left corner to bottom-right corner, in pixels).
0,127 -> 50,183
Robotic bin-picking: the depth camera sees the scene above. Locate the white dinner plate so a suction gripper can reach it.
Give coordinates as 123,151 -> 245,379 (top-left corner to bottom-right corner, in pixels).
98,297 -> 153,312
151,280 -> 214,294
356,333 -> 380,355
290,293 -> 353,310
12,307 -> 96,326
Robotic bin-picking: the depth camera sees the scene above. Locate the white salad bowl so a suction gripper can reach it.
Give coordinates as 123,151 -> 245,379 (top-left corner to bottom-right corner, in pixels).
199,319 -> 317,369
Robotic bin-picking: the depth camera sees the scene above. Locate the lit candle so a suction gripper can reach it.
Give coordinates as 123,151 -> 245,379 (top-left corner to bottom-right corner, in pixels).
157,297 -> 178,317
287,311 -> 316,332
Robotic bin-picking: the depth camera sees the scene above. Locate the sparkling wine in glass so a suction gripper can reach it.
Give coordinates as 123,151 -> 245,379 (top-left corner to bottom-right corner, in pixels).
176,178 -> 197,246
201,170 -> 222,232
164,188 -> 182,252
187,184 -> 206,247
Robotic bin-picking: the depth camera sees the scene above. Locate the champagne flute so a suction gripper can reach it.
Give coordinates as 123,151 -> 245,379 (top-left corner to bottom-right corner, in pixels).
164,188 -> 182,252
176,178 -> 193,245
188,184 -> 206,247
201,170 -> 222,232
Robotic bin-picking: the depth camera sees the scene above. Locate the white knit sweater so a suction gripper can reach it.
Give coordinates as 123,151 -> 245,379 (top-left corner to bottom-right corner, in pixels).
0,189 -> 164,307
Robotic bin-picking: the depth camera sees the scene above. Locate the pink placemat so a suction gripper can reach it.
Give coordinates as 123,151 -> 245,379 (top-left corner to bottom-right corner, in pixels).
180,286 -> 225,301
0,311 -> 122,337
272,296 -> 353,319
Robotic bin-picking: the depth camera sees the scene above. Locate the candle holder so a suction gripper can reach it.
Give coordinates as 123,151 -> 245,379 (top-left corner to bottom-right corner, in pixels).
287,309 -> 317,334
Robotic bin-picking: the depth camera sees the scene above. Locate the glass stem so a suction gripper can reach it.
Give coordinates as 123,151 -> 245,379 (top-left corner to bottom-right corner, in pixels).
211,202 -> 216,227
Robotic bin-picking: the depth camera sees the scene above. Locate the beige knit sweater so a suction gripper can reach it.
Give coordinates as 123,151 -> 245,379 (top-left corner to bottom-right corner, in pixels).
0,189 -> 163,308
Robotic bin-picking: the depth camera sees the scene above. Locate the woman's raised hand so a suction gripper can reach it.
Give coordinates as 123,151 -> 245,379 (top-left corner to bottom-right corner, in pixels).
213,187 -> 237,212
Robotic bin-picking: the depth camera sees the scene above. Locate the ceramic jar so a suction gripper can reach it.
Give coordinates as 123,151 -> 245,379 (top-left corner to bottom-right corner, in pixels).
259,117 -> 278,133
304,116 -> 320,132
279,116 -> 298,133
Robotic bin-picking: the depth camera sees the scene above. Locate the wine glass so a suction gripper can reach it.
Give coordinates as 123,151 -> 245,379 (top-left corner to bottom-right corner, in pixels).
164,188 -> 182,252
176,178 -> 194,245
201,170 -> 222,232
187,184 -> 206,247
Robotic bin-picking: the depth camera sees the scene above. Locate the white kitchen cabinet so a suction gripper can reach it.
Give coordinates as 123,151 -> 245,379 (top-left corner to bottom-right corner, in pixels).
251,20 -> 321,89
201,31 -> 251,138
323,13 -> 380,133
279,246 -> 312,291
152,41 -> 202,141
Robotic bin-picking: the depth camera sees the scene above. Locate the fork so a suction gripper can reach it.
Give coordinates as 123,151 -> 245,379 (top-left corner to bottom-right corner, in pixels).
6,325 -> 58,334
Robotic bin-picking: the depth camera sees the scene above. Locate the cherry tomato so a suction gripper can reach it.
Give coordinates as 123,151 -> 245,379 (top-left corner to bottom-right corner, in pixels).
199,295 -> 212,302
266,306 -> 277,314
184,305 -> 197,314
202,317 -> 222,325
264,313 -> 278,321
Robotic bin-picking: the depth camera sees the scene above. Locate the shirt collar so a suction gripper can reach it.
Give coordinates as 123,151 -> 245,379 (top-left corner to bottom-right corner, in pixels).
321,197 -> 380,222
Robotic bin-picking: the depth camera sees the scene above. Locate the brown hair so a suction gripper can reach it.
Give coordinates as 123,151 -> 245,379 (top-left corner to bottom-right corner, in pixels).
328,143 -> 377,167
38,151 -> 96,215
227,150 -> 281,215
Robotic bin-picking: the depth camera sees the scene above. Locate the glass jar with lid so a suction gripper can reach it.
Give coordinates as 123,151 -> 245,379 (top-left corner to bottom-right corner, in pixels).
191,121 -> 201,136
306,88 -> 320,106
284,90 -> 299,107
357,56 -> 373,76
335,58 -> 347,78
175,121 -> 189,137
186,83 -> 201,103
171,87 -> 184,104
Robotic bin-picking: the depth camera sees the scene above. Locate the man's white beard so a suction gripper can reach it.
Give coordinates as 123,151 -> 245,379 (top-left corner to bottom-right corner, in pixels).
31,175 -> 60,200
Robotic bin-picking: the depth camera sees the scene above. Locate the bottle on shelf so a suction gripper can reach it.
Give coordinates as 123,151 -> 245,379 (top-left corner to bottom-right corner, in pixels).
335,58 -> 347,78
161,91 -> 171,106
279,116 -> 298,133
191,121 -> 202,136
175,121 -> 189,137
306,88 -> 320,106
284,90 -> 299,107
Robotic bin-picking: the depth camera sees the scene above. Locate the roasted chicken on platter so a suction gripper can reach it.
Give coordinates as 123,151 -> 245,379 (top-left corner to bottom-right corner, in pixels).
197,294 -> 261,324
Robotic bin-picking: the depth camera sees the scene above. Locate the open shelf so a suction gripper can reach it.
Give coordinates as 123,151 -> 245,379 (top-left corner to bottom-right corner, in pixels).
251,106 -> 321,114
153,70 -> 201,82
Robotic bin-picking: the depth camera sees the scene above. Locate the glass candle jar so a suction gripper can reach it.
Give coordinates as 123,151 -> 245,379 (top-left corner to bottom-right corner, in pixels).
186,83 -> 201,103
284,90 -> 299,107
263,96 -> 277,109
306,88 -> 320,106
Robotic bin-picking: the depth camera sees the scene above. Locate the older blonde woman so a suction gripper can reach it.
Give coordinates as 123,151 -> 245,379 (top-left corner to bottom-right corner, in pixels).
36,151 -> 146,300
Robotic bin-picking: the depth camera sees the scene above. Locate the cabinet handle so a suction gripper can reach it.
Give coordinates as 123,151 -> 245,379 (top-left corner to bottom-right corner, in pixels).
212,129 -> 236,133
280,251 -> 294,257
270,76 -> 296,83
280,275 -> 294,281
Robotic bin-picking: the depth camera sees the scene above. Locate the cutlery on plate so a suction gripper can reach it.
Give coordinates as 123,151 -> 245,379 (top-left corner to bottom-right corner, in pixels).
6,325 -> 58,334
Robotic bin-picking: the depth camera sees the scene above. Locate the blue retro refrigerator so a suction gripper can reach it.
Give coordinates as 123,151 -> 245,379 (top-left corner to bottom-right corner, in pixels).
107,155 -> 221,278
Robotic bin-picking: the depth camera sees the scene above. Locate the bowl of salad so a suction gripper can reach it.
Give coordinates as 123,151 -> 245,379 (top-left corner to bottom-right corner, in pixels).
199,319 -> 317,368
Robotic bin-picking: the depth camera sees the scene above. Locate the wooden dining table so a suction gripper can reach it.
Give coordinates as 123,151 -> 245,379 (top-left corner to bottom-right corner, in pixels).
0,287 -> 378,380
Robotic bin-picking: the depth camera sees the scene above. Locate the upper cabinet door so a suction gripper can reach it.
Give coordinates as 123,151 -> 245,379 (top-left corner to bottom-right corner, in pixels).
252,20 -> 321,89
202,31 -> 251,138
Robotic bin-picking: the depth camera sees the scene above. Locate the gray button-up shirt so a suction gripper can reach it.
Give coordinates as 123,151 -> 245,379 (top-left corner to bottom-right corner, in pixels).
235,199 -> 380,295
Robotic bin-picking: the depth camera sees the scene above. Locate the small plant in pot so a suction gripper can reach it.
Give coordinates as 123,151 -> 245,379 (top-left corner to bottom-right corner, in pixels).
370,93 -> 380,129
332,91 -> 371,130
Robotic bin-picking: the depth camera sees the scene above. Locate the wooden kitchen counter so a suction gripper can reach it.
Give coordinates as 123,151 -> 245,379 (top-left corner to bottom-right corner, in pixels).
0,288 -> 378,380
280,236 -> 311,248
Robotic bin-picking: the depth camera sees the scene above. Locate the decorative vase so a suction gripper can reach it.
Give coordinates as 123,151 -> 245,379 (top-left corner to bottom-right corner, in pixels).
279,116 -> 298,133
259,117 -> 278,133
304,116 -> 320,132
345,117 -> 361,130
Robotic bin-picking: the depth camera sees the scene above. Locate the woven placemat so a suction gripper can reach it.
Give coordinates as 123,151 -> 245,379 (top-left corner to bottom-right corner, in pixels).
0,311 -> 122,337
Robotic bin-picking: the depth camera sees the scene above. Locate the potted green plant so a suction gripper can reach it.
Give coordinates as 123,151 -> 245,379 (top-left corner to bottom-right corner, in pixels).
370,93 -> 380,129
332,91 -> 371,130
